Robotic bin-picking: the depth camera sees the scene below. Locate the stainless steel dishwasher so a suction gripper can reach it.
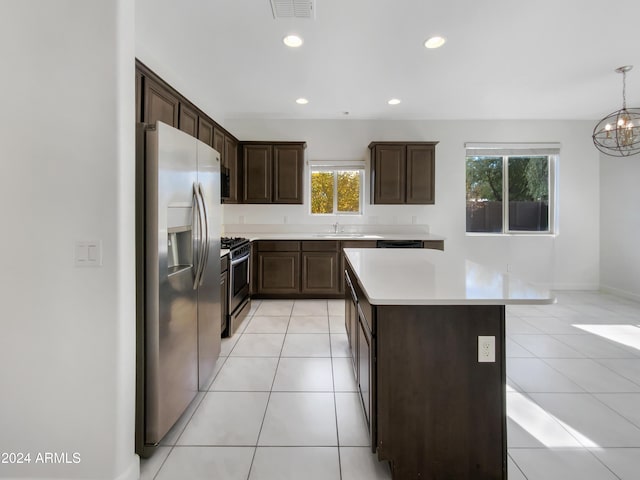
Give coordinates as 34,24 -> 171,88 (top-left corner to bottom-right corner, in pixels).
376,240 -> 424,248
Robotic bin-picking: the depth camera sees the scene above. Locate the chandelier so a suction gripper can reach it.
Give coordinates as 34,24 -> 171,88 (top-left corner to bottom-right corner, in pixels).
592,66 -> 640,157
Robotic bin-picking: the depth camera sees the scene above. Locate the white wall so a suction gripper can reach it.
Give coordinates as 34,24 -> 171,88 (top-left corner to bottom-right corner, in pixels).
0,2 -> 138,479
223,119 -> 600,289
600,154 -> 640,300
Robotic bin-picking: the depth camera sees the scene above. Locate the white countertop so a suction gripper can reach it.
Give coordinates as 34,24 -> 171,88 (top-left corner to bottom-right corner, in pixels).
221,248 -> 229,258
225,232 -> 446,242
344,248 -> 554,306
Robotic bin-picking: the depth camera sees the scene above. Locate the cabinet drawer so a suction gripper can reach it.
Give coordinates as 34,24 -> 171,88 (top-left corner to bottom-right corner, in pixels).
302,240 -> 339,252
256,240 -> 300,252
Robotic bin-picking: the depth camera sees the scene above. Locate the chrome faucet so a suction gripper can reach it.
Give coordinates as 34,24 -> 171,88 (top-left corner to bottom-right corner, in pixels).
333,222 -> 339,233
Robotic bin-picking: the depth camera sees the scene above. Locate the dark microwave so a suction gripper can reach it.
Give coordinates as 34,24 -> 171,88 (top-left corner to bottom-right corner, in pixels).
221,165 -> 230,199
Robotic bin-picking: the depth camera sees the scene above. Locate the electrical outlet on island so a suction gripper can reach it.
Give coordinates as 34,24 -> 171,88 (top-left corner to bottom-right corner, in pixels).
478,336 -> 496,363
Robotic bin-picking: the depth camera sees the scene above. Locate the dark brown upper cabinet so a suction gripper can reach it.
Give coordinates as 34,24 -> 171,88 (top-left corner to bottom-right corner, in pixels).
135,70 -> 142,122
178,103 -> 197,137
213,128 -> 225,154
369,142 -> 438,205
241,142 -> 305,204
224,135 -> 239,203
243,144 -> 272,203
143,76 -> 179,128
197,116 -> 214,147
136,60 -> 242,206
214,128 -> 240,203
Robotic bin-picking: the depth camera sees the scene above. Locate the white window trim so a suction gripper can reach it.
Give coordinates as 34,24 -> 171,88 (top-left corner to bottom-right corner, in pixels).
465,143 -> 559,236
308,160 -> 365,216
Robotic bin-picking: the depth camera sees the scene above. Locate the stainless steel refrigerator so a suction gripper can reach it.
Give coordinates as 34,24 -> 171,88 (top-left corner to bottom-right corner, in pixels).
135,121 -> 221,457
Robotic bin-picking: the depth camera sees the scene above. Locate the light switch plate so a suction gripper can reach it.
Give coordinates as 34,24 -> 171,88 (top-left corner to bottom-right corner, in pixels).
478,335 -> 496,363
75,240 -> 102,267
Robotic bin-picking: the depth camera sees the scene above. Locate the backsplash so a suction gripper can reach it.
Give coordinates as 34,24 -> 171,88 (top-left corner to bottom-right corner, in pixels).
222,221 -> 431,235
221,203 -> 436,230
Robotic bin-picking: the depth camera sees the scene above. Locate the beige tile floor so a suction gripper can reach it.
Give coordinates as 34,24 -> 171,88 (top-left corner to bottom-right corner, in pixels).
141,292 -> 640,480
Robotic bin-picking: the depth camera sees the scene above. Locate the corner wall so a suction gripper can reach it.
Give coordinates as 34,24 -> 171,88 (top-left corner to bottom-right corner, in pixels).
224,118 -> 599,289
0,2 -> 137,479
600,154 -> 640,300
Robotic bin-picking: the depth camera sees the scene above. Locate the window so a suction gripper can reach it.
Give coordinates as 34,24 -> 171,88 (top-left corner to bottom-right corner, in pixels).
309,162 -> 364,215
465,143 -> 558,234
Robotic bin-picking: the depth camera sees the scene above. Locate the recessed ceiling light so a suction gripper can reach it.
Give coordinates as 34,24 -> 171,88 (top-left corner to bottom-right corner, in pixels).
296,98 -> 309,105
388,98 -> 401,105
283,35 -> 303,48
424,36 -> 446,49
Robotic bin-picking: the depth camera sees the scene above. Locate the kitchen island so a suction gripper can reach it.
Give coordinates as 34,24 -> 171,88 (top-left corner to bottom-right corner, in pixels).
343,248 -> 554,480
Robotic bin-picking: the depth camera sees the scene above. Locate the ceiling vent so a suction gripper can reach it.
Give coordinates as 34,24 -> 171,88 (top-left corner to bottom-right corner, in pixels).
270,0 -> 315,19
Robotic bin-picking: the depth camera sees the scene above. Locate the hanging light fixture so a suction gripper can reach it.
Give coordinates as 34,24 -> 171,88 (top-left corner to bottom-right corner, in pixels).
592,66 -> 640,157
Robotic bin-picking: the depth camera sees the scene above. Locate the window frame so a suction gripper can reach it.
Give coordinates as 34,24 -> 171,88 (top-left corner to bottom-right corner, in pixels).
465,144 -> 558,236
308,164 -> 365,216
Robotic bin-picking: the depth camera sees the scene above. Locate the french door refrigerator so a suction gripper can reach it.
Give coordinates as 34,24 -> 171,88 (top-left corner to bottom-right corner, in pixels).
135,121 -> 221,457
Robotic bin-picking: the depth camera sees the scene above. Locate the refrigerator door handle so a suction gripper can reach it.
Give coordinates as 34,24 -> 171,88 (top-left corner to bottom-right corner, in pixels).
192,182 -> 206,289
198,182 -> 211,286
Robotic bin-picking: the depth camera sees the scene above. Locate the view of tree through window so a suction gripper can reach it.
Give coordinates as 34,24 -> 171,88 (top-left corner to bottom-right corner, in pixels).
466,155 -> 551,233
311,169 -> 362,214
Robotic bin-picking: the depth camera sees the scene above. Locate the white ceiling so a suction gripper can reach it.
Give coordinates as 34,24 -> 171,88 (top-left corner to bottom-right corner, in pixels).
135,0 -> 640,121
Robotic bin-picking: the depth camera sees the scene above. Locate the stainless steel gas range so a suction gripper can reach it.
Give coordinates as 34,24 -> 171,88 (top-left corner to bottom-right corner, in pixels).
221,237 -> 251,336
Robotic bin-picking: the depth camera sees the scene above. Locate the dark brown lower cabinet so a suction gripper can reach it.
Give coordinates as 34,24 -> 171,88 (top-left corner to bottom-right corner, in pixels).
254,240 -> 341,298
257,251 -> 300,295
301,252 -> 339,294
345,264 -> 507,480
357,306 -> 372,426
254,239 -> 445,299
301,240 -> 339,295
344,273 -> 358,375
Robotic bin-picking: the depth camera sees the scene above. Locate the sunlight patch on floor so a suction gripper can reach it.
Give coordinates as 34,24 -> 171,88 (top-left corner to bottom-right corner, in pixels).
573,324 -> 640,351
507,389 -> 599,448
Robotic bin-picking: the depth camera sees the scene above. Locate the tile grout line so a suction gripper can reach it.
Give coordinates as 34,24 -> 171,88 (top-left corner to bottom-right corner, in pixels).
506,451 -> 529,480
327,301 -> 344,480
151,353 -> 229,480
244,300 -> 293,480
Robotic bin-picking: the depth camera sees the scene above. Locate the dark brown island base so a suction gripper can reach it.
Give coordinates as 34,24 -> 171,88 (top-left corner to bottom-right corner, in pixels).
343,248 -> 554,480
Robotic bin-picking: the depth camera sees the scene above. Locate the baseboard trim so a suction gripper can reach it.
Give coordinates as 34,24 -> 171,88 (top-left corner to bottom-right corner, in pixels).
600,284 -> 640,303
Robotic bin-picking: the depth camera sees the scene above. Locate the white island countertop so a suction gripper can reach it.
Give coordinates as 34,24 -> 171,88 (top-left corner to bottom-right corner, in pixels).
344,248 -> 555,306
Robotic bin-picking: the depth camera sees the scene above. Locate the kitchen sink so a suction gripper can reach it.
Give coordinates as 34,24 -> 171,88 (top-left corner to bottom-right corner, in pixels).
313,233 -> 383,239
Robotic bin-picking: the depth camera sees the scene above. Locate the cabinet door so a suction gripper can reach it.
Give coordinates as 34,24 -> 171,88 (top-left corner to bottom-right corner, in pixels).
406,144 -> 435,204
301,252 -> 339,294
224,135 -> 239,203
213,128 -> 225,161
345,272 -> 358,376
143,77 -> 179,127
273,144 -> 304,204
198,116 -> 215,147
178,103 -> 198,137
373,145 -> 405,204
243,145 -> 272,203
135,71 -> 142,122
358,308 -> 371,426
257,251 -> 300,294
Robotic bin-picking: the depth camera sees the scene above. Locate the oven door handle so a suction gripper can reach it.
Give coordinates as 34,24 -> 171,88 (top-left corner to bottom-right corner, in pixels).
230,254 -> 249,267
